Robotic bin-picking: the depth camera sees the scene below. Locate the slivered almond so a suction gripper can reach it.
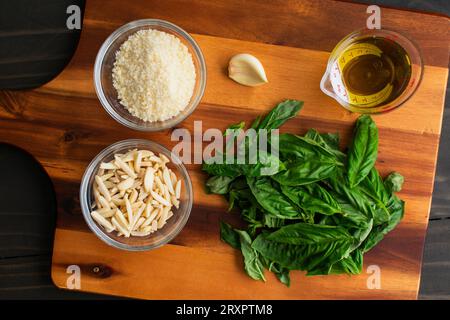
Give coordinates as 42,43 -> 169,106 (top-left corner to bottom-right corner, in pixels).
134,217 -> 146,230
98,195 -> 110,209
100,162 -> 117,170
175,180 -> 181,199
134,151 -> 143,172
114,155 -> 137,178
151,191 -> 171,207
112,217 -> 129,237
143,167 -> 155,192
97,208 -> 115,218
131,230 -> 151,237
95,175 -> 111,201
115,209 -> 129,229
125,198 -> 133,224
91,211 -> 114,232
117,177 -> 134,191
101,173 -> 114,181
160,153 -> 170,164
89,149 -> 182,238
129,188 -> 138,203
131,204 -> 146,230
163,168 -> 175,195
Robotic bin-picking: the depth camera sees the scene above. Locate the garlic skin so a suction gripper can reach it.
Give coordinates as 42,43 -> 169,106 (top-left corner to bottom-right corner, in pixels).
228,53 -> 268,87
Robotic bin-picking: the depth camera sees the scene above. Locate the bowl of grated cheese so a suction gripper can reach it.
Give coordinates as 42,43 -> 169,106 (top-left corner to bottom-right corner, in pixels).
94,19 -> 206,131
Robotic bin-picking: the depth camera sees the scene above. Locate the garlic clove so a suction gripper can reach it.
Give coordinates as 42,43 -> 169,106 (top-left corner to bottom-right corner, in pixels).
228,53 -> 268,87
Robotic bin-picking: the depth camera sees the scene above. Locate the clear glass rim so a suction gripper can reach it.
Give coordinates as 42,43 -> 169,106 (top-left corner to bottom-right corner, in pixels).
322,28 -> 424,114
79,139 -> 193,251
93,19 -> 207,131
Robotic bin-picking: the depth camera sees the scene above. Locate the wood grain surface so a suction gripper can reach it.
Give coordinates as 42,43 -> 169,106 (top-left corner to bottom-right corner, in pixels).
0,0 -> 448,299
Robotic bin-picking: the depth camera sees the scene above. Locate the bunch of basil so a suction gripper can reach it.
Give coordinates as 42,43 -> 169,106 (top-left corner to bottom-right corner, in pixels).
202,100 -> 405,286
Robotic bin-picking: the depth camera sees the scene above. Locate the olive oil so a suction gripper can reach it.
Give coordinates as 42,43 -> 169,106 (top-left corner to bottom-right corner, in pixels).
338,37 -> 412,108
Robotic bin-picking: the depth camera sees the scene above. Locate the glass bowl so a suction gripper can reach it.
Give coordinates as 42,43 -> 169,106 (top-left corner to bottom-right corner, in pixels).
320,28 -> 423,114
94,19 -> 207,131
79,139 -> 193,251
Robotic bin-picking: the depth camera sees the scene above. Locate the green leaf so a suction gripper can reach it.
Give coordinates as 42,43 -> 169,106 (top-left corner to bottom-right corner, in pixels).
362,195 -> 405,253
384,172 -> 405,194
206,176 -> 235,194
273,158 -> 340,186
263,214 -> 286,228
260,256 -> 291,287
347,115 -> 379,188
328,171 -> 377,225
278,133 -> 336,161
359,168 -> 390,225
203,150 -> 284,179
242,150 -> 285,177
202,160 -> 242,178
240,206 -> 264,236
281,184 -> 341,215
250,115 -> 262,130
236,230 -> 266,281
320,133 -> 340,151
252,224 -> 355,271
307,249 -> 364,275
304,129 -> 344,159
257,100 -> 303,130
247,176 -> 301,219
220,221 -> 241,250
224,121 -> 246,136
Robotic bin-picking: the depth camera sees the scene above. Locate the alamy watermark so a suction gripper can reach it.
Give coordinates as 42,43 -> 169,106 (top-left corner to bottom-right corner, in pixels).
66,265 -> 81,290
366,5 -> 381,29
171,122 -> 280,175
66,5 -> 81,30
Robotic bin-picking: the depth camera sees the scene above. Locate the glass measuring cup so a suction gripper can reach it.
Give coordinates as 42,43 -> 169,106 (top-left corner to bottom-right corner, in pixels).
320,29 -> 423,114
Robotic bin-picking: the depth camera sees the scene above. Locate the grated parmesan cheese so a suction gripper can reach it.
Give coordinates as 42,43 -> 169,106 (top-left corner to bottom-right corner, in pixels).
112,29 -> 196,122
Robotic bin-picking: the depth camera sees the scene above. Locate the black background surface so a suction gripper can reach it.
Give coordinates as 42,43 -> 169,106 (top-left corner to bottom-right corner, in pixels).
0,0 -> 448,299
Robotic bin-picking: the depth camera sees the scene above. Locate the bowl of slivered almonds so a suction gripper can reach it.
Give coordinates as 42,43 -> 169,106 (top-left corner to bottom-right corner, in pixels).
79,139 -> 193,251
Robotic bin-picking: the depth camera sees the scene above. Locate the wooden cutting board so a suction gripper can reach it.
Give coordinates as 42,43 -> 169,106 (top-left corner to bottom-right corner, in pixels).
0,0 -> 448,299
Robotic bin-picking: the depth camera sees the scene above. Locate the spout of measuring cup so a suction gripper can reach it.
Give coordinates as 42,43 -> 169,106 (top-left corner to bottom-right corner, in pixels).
320,72 -> 337,99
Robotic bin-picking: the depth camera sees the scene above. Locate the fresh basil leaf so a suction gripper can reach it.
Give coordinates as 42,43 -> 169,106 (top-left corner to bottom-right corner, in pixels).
334,249 -> 364,274
274,268 -> 291,287
360,168 -> 390,204
308,249 -> 364,276
384,172 -> 405,194
305,129 -> 344,159
247,176 -> 301,219
257,100 -> 303,130
252,224 -> 355,271
203,152 -> 284,178
349,218 -> 374,251
250,115 -> 262,130
260,256 -> 291,287
263,214 -> 286,228
362,195 -> 404,253
224,121 -> 246,136
347,115 -> 379,188
236,229 -> 266,281
202,160 -> 242,178
220,221 -> 241,250
359,168 -> 390,225
206,176 -> 235,194
242,150 -> 285,177
241,206 -> 264,236
273,157 -> 341,186
281,184 -> 341,215
278,133 -> 336,161
328,171 -> 376,223
321,133 -> 340,151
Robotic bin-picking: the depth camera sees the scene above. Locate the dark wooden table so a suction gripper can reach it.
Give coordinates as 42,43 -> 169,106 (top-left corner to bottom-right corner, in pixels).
0,0 -> 448,299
